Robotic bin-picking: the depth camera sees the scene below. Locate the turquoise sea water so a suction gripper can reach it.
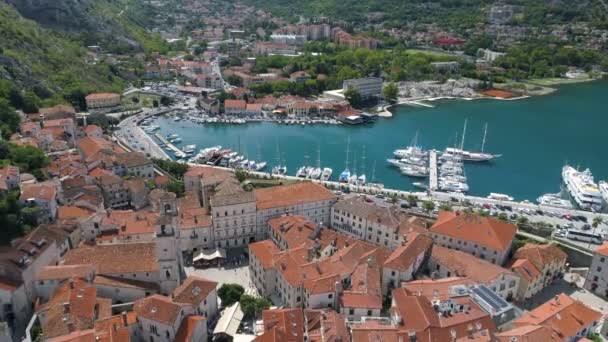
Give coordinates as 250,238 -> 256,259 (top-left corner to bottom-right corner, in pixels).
155,80 -> 608,201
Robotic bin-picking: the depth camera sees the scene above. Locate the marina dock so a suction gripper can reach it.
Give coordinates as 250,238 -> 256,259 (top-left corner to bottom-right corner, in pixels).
154,133 -> 185,158
429,150 -> 438,191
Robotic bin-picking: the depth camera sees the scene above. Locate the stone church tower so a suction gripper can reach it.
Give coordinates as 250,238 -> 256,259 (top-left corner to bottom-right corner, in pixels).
155,191 -> 183,294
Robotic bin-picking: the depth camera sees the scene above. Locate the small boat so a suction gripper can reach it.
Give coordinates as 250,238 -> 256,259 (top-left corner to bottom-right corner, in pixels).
339,169 -> 350,183
413,182 -> 428,190
170,137 -> 182,144
321,168 -> 333,181
308,167 -> 322,180
272,165 -> 288,176
296,166 -> 309,178
166,133 -> 179,139
487,193 -> 514,201
357,174 -> 366,186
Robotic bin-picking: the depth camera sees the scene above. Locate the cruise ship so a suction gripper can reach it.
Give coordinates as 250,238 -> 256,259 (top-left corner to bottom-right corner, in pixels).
562,165 -> 603,211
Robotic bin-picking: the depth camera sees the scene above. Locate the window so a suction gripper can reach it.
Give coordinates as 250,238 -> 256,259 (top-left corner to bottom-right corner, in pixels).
367,310 -> 372,316
349,309 -> 354,315
328,293 -> 333,299
601,257 -> 605,263
598,266 -> 603,272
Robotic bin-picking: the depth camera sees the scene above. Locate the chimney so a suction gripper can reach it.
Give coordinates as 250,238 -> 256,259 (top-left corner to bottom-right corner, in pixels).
122,311 -> 128,326
334,281 -> 342,294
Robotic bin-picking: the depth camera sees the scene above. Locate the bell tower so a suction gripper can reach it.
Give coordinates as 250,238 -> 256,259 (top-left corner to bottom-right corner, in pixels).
155,191 -> 183,294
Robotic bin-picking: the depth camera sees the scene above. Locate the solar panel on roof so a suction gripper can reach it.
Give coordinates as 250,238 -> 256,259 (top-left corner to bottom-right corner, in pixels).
472,285 -> 509,310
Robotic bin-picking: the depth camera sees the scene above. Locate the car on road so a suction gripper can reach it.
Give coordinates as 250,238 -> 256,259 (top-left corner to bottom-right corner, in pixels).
554,231 -> 566,238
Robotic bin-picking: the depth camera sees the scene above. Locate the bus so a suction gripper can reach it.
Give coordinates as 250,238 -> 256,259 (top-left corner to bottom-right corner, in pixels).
566,230 -> 603,244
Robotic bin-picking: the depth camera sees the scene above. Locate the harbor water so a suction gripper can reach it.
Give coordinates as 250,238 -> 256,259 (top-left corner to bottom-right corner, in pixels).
153,81 -> 608,201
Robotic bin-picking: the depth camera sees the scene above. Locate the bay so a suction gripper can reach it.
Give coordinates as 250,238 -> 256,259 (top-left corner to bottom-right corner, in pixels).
155,80 -> 608,201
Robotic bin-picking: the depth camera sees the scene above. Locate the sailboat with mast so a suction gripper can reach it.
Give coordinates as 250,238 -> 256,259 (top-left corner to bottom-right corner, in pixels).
357,147 -> 367,185
339,138 -> 351,183
367,160 -> 384,189
271,141 -> 287,175
309,146 -> 322,179
348,151 -> 358,185
444,120 -> 501,162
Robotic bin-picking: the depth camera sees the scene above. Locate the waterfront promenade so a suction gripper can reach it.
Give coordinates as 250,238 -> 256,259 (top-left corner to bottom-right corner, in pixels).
429,150 -> 438,191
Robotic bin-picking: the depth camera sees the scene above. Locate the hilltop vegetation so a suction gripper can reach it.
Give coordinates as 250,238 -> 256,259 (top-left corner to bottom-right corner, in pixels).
239,0 -> 608,30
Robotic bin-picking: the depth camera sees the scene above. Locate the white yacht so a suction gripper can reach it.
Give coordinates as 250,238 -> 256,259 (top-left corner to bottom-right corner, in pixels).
562,165 -> 603,211
400,165 -> 428,178
537,193 -> 574,210
296,166 -> 309,178
357,174 -> 366,185
321,168 -> 333,181
487,193 -> 514,201
600,181 -> 608,204
272,165 -> 287,176
308,167 -> 322,180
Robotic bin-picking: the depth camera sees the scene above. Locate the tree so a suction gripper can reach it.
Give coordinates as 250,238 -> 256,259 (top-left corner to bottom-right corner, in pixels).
167,180 -> 185,198
592,216 -> 604,228
0,100 -> 21,138
383,82 -> 398,102
240,295 -> 271,318
218,284 -> 245,306
406,194 -> 418,207
160,96 -> 174,107
344,88 -> 363,108
587,333 -> 602,342
235,169 -> 249,182
422,200 -> 435,213
438,204 -> 452,212
388,193 -> 399,205
498,213 -> 509,221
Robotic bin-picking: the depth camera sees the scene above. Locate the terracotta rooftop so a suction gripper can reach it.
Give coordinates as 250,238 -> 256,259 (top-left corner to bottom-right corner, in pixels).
172,275 -> 218,306
595,242 -> 608,257
20,182 -> 56,202
511,293 -> 602,340
134,294 -> 190,325
340,260 -> 382,309
85,93 -> 120,101
180,207 -> 212,230
36,264 -> 95,281
430,211 -> 517,253
510,258 -> 542,282
495,324 -> 557,341
305,309 -> 349,342
100,210 -> 159,236
254,182 -> 336,210
93,274 -> 159,291
175,315 -> 206,342
513,243 -> 567,271
63,242 -> 158,274
37,278 -> 99,339
402,277 -> 474,301
430,246 -> 516,285
269,215 -> 317,249
249,240 -> 282,270
383,232 -> 433,272
224,99 -> 247,109
58,206 -> 96,221
258,308 -> 304,342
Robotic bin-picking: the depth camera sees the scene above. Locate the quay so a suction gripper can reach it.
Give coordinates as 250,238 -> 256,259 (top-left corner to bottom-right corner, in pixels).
429,150 -> 438,191
154,133 -> 185,158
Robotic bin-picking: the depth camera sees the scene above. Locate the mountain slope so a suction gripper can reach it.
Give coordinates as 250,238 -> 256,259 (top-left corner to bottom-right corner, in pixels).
0,2 -> 125,103
4,0 -> 166,52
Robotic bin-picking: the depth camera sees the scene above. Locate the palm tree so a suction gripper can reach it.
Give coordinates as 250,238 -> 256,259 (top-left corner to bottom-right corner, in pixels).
592,216 -> 604,229
407,194 -> 418,207
422,200 -> 435,213
389,193 -> 399,205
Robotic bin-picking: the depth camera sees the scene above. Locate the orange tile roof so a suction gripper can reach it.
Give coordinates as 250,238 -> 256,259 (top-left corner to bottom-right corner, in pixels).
46,329 -> 96,342
402,277 -> 473,301
84,125 -> 102,134
340,260 -> 382,309
100,210 -> 159,236
510,259 -> 542,282
512,293 -> 602,340
430,246 -> 516,285
36,264 -> 95,281
594,241 -> 608,257
249,240 -> 282,270
254,182 -> 336,210
93,275 -> 159,291
513,243 -> 567,271
495,324 -> 557,341
58,206 -> 96,221
85,93 -> 120,101
180,207 -> 212,230
37,278 -> 99,339
383,232 -> 433,272
305,309 -> 349,342
259,308 -> 304,342
175,315 -> 206,342
93,313 -> 133,342
224,99 -> 247,109
269,215 -> 317,249
430,211 -> 517,253
20,182 -> 56,201
172,275 -> 218,306
134,294 -> 190,325
391,287 -> 496,342
63,243 -> 158,274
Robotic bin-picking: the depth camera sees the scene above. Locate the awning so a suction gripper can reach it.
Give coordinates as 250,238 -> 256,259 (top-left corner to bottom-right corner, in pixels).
213,302 -> 244,337
193,248 -> 226,262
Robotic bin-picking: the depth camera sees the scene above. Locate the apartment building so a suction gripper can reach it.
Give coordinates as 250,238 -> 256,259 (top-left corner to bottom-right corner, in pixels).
429,211 -> 517,265
511,243 -> 567,300
584,242 -> 608,298
209,178 -> 257,248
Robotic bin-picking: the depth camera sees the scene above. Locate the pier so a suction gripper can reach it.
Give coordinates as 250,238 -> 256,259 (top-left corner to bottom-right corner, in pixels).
154,133 -> 185,158
429,150 -> 438,191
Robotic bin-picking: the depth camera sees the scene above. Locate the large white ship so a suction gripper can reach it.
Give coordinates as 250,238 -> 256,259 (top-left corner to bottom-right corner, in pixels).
562,165 -> 603,211
600,181 -> 608,204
